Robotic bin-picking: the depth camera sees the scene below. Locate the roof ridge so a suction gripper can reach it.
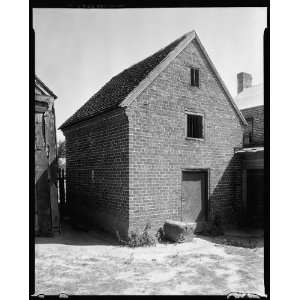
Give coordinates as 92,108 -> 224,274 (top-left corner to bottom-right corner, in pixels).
60,31 -> 193,129
89,32 -> 190,101
122,31 -> 193,71
60,30 -> 246,129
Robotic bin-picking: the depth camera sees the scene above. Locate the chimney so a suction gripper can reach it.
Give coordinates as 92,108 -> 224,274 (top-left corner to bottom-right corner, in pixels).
237,72 -> 252,94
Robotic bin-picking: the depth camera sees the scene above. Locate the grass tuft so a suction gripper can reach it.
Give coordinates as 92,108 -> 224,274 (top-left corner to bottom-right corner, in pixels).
117,223 -> 156,248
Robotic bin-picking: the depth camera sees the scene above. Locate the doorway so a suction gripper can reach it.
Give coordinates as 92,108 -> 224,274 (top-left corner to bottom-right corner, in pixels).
246,169 -> 264,227
181,170 -> 208,222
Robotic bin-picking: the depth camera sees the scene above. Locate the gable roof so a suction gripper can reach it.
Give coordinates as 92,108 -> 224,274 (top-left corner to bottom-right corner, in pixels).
60,30 -> 246,130
59,33 -> 187,129
234,84 -> 264,110
35,75 -> 57,99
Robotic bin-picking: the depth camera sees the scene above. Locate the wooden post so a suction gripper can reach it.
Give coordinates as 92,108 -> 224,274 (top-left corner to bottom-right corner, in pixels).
242,169 -> 247,223
62,169 -> 65,211
58,168 -> 66,219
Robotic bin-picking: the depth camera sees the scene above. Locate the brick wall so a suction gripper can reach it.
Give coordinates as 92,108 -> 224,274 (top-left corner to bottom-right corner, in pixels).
127,40 -> 244,232
63,39 -> 245,237
241,105 -> 264,146
63,108 -> 129,238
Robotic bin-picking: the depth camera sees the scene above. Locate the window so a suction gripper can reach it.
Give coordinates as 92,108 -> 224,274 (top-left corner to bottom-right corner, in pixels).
245,117 -> 253,143
190,68 -> 199,87
187,114 -> 203,139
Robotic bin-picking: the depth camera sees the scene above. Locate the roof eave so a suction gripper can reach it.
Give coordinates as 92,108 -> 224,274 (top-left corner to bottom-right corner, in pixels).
35,75 -> 58,99
59,105 -> 122,131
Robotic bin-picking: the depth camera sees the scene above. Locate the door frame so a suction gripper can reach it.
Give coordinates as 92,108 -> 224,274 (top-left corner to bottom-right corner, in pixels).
181,168 -> 210,222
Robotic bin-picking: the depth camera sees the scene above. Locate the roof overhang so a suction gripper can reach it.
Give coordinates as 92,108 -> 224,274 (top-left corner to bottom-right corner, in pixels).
235,146 -> 264,154
35,75 -> 57,99
235,146 -> 264,160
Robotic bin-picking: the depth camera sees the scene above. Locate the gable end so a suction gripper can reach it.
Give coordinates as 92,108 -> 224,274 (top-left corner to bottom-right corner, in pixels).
121,31 -> 247,127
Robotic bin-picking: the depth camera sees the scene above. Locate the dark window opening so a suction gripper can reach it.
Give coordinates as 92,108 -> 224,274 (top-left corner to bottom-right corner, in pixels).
245,117 -> 254,143
187,114 -> 203,139
190,68 -> 199,87
42,113 -> 47,147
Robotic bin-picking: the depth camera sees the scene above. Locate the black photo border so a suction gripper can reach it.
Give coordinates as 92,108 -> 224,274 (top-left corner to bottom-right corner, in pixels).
29,1 -> 270,299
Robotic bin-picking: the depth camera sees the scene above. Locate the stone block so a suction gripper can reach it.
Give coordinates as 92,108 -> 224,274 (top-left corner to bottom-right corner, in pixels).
163,220 -> 196,242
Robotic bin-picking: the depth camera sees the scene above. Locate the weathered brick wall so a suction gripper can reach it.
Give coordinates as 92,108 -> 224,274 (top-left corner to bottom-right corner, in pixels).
63,108 -> 129,238
127,40 -> 244,231
241,105 -> 264,146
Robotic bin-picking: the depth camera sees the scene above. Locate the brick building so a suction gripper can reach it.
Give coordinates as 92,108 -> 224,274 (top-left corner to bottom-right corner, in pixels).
234,72 -> 264,227
35,76 -> 60,235
235,72 -> 264,147
60,31 -> 248,238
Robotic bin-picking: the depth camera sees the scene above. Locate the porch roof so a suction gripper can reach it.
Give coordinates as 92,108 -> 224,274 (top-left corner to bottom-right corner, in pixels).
235,146 -> 264,154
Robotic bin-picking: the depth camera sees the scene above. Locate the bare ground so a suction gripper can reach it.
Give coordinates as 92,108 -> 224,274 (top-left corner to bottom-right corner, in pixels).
35,223 -> 264,296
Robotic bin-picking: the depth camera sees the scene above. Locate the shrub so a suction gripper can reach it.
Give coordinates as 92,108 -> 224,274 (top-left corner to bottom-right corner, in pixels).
156,227 -> 166,242
118,223 -> 156,247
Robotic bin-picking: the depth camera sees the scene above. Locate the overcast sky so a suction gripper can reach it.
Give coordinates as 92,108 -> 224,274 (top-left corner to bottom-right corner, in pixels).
33,7 -> 267,140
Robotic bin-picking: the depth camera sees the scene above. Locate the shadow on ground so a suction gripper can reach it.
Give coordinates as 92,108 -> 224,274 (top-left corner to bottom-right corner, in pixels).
35,221 -> 119,246
194,228 -> 264,249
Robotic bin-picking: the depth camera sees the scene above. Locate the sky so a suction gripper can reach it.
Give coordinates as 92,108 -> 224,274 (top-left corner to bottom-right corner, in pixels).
33,8 -> 267,141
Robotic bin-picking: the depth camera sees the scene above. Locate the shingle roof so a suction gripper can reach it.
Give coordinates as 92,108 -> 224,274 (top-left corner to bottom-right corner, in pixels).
60,34 -> 186,129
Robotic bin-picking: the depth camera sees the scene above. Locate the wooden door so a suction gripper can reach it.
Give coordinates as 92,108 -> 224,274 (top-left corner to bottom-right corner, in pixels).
182,171 -> 207,222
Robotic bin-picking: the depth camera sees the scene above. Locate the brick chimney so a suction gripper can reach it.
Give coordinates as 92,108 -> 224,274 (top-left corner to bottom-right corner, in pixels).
237,72 -> 252,94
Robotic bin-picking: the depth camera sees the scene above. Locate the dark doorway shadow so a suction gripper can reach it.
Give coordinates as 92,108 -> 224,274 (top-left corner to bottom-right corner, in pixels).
35,220 -> 120,246
192,155 -> 265,239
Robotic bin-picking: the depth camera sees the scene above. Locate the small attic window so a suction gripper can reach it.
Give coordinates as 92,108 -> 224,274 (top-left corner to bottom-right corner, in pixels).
190,68 -> 199,87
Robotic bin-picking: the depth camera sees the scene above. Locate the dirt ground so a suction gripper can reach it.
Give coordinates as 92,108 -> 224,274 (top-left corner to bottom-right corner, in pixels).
35,223 -> 265,296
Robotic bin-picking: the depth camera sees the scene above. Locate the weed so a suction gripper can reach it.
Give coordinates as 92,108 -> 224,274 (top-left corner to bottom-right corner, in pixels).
120,223 -> 156,248
156,227 -> 166,242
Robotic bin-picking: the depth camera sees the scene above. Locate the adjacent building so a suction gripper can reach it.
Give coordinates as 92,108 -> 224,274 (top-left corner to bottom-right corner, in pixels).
35,76 -> 60,235
234,72 -> 264,227
60,31 -> 248,238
